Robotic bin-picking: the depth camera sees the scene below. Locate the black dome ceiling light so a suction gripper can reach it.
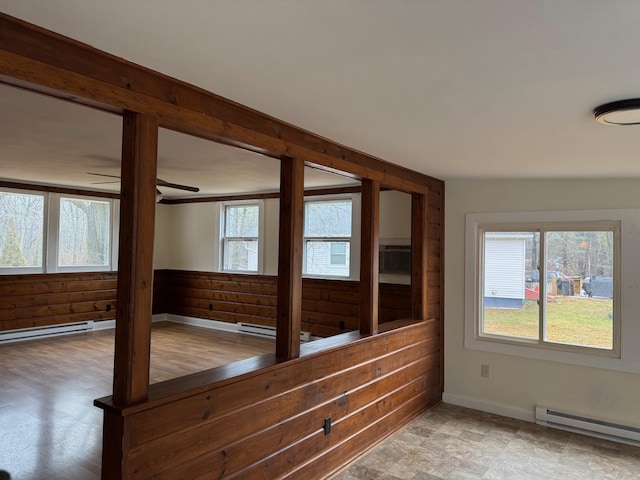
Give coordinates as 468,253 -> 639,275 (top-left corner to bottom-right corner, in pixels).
594,99 -> 640,125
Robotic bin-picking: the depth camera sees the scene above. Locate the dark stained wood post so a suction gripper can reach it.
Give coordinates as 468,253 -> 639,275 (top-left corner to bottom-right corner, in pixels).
113,111 -> 158,405
276,157 -> 304,359
360,179 -> 380,335
411,191 -> 429,320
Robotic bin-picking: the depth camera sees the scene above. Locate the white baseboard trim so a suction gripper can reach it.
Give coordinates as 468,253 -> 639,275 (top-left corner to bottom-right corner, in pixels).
89,315 -> 239,333
92,319 -> 116,331
442,392 -> 535,423
162,314 -> 239,333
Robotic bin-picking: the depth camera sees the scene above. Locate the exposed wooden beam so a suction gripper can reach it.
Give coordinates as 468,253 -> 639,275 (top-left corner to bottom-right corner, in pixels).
113,111 -> 158,405
360,179 -> 380,335
0,180 -> 119,199
161,185 -> 362,204
411,192 -> 429,320
276,157 -> 304,359
0,13 -> 441,195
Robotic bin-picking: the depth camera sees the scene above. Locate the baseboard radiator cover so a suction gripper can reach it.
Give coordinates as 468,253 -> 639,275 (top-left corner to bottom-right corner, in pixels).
535,406 -> 640,447
0,321 -> 94,344
237,322 -> 310,342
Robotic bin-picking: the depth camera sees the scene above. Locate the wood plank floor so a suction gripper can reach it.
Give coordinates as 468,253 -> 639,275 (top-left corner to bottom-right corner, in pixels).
0,321 -> 275,480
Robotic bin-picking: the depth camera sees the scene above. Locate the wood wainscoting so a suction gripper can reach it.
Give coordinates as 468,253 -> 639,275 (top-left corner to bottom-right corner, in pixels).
155,270 -> 414,337
0,271 -> 168,332
0,271 -> 118,331
95,318 -> 440,480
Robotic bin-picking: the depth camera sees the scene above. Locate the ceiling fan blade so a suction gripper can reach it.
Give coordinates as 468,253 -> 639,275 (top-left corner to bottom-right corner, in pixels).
87,172 -> 121,179
156,178 -> 200,192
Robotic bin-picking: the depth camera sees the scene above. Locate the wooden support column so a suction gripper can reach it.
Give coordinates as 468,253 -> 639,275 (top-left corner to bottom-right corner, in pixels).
276,157 -> 304,359
359,179 -> 380,335
113,111 -> 158,405
411,192 -> 429,320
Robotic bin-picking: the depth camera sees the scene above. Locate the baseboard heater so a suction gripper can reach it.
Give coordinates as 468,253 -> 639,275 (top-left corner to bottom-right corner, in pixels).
0,321 -> 94,344
535,406 -> 640,447
237,322 -> 310,342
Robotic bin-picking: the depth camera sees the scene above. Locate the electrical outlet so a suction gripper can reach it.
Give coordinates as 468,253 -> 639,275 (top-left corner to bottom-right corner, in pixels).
481,364 -> 490,378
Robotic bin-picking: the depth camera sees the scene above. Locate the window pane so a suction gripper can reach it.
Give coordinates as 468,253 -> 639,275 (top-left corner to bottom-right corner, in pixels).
0,192 -> 44,268
59,198 -> 110,267
482,231 -> 539,340
305,241 -> 350,277
225,205 -> 259,237
330,242 -> 347,265
224,239 -> 258,271
545,231 -> 614,349
304,201 -> 352,237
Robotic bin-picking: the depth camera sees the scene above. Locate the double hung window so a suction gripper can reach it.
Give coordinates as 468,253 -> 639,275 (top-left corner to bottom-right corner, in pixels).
221,202 -> 262,273
303,198 -> 352,278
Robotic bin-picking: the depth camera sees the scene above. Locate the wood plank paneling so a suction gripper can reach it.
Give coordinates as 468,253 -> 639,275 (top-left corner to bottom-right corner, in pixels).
158,270 -> 412,337
0,272 -> 118,331
95,319 -> 439,480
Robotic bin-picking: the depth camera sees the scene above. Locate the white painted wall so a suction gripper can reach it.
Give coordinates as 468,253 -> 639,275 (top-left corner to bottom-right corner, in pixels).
154,191 -> 412,283
445,178 -> 640,426
379,190 -> 411,242
153,203 -> 171,269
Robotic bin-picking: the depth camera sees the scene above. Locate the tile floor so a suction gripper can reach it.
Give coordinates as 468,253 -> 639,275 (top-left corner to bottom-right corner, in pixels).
335,403 -> 640,480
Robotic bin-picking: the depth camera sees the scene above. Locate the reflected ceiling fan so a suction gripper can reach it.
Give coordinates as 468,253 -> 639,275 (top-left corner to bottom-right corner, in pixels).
87,172 -> 199,200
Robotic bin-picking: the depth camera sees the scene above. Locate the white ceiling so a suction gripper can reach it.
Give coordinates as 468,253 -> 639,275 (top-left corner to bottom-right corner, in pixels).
2,0 -> 640,193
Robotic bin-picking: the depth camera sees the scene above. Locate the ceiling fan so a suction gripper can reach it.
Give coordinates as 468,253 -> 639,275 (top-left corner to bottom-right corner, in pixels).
87,172 -> 200,194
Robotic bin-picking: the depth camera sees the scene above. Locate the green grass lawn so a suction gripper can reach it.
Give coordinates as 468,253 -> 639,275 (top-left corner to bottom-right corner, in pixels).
483,296 -> 613,349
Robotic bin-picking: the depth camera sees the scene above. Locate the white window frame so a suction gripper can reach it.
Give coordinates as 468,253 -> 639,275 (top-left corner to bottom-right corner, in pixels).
465,209 -> 640,373
303,195 -> 355,280
219,200 -> 264,274
0,187 -> 117,275
52,193 -> 115,273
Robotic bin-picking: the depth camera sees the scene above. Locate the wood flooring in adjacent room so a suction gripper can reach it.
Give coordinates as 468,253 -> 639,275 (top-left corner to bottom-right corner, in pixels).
0,321 -> 275,480
335,403 -> 640,480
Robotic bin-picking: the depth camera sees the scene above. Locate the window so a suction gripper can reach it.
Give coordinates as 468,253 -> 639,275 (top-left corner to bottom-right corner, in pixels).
464,209 -> 640,373
304,198 -> 352,277
221,202 -> 262,273
0,188 -> 115,274
0,190 -> 45,271
480,226 -> 617,351
58,197 -> 111,267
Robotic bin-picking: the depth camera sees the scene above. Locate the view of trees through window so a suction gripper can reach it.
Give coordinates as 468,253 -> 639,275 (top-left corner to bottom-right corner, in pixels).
223,204 -> 259,271
482,228 -> 615,350
58,198 -> 110,267
304,199 -> 352,277
0,191 -> 44,268
0,190 -> 112,271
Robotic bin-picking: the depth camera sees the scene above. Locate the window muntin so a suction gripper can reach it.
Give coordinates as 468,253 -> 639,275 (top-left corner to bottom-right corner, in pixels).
58,197 -> 111,267
303,199 -> 352,277
221,203 -> 261,272
478,222 -> 619,354
0,191 -> 45,270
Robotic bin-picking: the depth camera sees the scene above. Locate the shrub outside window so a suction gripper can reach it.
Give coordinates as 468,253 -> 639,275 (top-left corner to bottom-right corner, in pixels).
0,190 -> 45,271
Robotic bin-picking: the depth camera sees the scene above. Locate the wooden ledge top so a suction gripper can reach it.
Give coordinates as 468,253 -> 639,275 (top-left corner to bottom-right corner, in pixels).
94,318 -> 433,416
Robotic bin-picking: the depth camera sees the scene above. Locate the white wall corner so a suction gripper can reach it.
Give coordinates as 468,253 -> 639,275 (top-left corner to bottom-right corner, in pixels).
442,392 -> 535,423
